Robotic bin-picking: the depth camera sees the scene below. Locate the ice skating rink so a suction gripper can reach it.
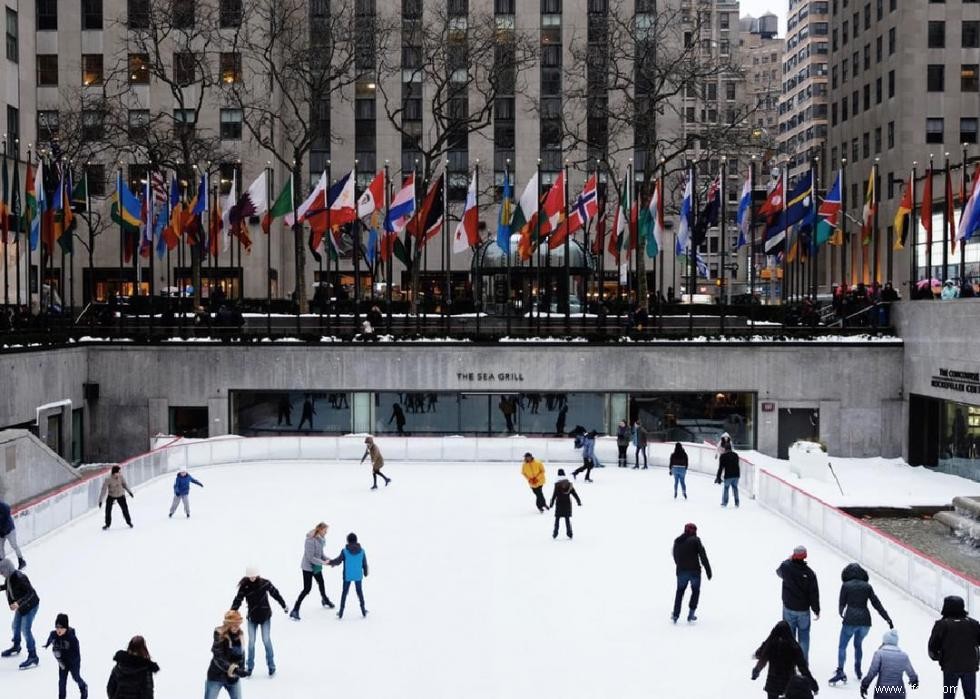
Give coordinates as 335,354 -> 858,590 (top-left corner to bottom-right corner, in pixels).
2,460 -> 949,698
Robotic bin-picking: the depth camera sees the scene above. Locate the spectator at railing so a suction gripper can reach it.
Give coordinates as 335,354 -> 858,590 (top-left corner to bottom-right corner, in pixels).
941,280 -> 960,300
962,279 -> 977,298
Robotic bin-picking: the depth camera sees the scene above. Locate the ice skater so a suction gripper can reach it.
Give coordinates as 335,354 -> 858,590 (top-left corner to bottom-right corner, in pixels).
361,437 -> 391,490
231,567 -> 288,677
549,469 -> 581,540
276,395 -> 292,426
106,636 -> 159,698
715,444 -> 741,507
751,621 -> 819,699
632,420 -> 648,469
572,430 -> 599,482
43,613 -> 87,699
671,523 -> 711,623
388,403 -> 406,434
715,431 -> 732,458
860,629 -> 918,698
521,452 -> 549,513
0,498 -> 26,569
99,466 -> 134,530
830,563 -> 893,686
168,468 -> 203,518
777,546 -> 821,661
668,443 -> 689,499
329,532 -> 369,619
928,595 -> 980,699
290,522 -> 334,620
615,420 -> 630,467
205,610 -> 250,697
298,395 -> 316,430
0,556 -> 40,669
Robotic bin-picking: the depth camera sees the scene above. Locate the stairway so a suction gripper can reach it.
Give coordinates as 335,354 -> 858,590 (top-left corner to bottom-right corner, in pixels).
934,496 -> 980,541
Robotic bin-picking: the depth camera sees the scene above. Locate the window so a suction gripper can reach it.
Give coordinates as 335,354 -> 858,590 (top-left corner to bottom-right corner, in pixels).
37,110 -> 59,141
928,21 -> 945,49
36,54 -> 58,86
842,20 -> 849,44
129,53 -> 150,83
495,0 -> 515,12
128,0 -> 150,28
82,109 -> 104,141
965,22 -> 980,49
725,82 -> 736,100
852,138 -> 859,161
173,108 -> 196,138
926,118 -> 944,144
220,108 -> 242,140
862,132 -> 870,158
888,70 -> 894,98
963,65 -> 979,92
5,9 -> 17,63
874,127 -> 881,153
172,0 -> 195,29
541,0 -> 561,13
5,106 -> 17,142
876,36 -> 882,63
887,121 -> 894,149
863,43 -> 870,70
927,65 -> 945,91
220,52 -> 241,84
888,27 -> 895,54
174,52 -> 195,85
863,84 -> 870,110
128,109 -> 149,139
962,118 -> 979,144
219,162 -> 241,195
82,54 -> 103,85
219,0 -> 242,27
876,77 -> 882,103
82,0 -> 103,30
85,164 -> 106,197
36,0 -> 57,31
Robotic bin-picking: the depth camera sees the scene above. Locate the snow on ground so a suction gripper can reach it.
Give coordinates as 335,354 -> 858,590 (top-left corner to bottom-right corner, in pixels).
2,460 -> 949,698
747,451 -> 980,507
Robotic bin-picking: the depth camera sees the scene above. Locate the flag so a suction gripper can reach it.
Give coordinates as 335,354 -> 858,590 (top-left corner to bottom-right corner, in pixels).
736,172 -> 752,249
228,170 -> 268,251
591,204 -> 606,256
784,172 -> 813,227
207,189 -> 221,259
649,178 -> 665,258
453,171 -> 479,253
357,170 -> 385,219
946,169 -> 957,254
286,171 -> 326,226
610,186 -> 628,263
162,176 -> 182,251
384,173 -> 416,235
959,165 -> 980,242
921,167 -> 934,246
0,151 -> 8,242
29,161 -> 43,251
262,177 -> 293,235
23,161 -> 35,234
10,153 -> 21,235
759,173 -> 784,219
221,171 -> 236,252
56,167 -> 74,254
496,170 -> 513,254
541,170 -> 566,239
893,175 -> 912,250
514,172 -> 541,259
860,168 -> 876,246
155,180 -> 170,260
307,169 -> 356,240
407,174 -> 444,245
365,227 -> 378,266
817,170 -> 842,246
551,174 -> 598,250
676,171 -> 694,255
112,171 -> 143,228
692,176 -> 719,247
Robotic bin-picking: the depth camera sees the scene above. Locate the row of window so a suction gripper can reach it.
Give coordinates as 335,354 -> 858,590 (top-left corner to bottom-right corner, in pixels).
32,0 -> 244,33
832,71 -> 894,124
33,52 -> 242,87
35,107 -> 244,144
926,64 -> 980,92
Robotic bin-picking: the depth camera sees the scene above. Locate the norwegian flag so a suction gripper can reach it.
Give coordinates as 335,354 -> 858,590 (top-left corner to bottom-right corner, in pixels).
549,174 -> 598,249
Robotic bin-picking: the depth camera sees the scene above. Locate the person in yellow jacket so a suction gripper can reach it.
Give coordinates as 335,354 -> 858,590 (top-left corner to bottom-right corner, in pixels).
521,452 -> 549,513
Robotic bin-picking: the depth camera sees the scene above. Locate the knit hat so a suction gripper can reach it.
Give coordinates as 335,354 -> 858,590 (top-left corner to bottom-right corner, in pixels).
347,532 -> 358,544
244,566 -> 259,579
557,469 -> 566,476
524,452 -> 533,459
883,629 -> 899,646
792,545 -> 808,560
55,613 -> 69,629
223,610 -> 243,625
684,523 -> 697,535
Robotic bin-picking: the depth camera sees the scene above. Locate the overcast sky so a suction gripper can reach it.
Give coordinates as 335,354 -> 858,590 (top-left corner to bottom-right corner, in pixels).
739,0 -> 788,36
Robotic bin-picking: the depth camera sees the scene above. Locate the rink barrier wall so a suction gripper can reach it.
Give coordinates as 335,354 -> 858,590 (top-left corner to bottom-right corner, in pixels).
9,436 -> 752,549
755,468 -> 980,614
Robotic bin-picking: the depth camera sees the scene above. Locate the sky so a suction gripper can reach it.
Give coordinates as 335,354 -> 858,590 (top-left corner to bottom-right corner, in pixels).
739,0 -> 788,36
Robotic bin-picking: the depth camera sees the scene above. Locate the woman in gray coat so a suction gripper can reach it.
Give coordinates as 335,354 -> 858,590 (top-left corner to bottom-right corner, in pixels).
289,522 -> 334,620
860,629 -> 918,698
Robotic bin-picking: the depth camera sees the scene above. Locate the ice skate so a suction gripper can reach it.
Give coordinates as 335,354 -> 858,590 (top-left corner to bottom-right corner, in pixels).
828,668 -> 847,685
18,654 -> 38,670
1,645 -> 20,658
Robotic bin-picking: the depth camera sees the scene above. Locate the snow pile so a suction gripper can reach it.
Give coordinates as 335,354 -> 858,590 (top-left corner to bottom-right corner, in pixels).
499,336 -> 590,343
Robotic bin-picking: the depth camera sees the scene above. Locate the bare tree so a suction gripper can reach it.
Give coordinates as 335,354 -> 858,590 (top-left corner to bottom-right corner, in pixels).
228,0 -> 365,313
557,5 -> 758,307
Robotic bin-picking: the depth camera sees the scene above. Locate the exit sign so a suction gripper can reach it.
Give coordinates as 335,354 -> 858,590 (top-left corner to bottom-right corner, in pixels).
761,402 -> 775,412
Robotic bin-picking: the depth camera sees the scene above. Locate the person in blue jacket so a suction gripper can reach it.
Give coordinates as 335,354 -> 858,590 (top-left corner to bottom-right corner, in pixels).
168,469 -> 203,518
43,613 -> 87,699
572,430 -> 600,482
0,499 -> 26,570
329,532 -> 369,620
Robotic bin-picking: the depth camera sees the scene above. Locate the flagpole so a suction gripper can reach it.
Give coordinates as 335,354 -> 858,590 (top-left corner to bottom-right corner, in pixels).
505,159 -> 512,337
14,143 -> 22,308
626,159 -> 633,314
841,158 -> 848,289
443,161 -> 450,334
2,139 -> 9,310
943,153 -> 952,286
474,160 -> 481,338
812,158 -> 820,299
909,163 -> 918,289
688,163 -> 695,340
720,157 -> 727,333
116,166 -> 125,326
563,161 -> 571,333
68,165 -> 74,321
961,144 -> 969,282
658,158 -> 665,331
873,159 -> 881,300
353,164 -> 362,331
598,162 -> 606,323
927,157 -> 934,284
749,156 -> 756,328
780,164 -> 788,306
384,161 -> 392,333
266,164 -> 273,337
535,158 -> 542,333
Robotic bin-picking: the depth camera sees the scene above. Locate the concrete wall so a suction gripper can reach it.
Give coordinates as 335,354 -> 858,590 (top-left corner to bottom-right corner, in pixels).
0,347 -> 87,430
0,429 -> 82,506
82,342 -> 904,461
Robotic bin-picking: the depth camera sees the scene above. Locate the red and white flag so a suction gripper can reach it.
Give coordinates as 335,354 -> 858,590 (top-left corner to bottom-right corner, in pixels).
453,172 -> 480,253
549,174 -> 598,249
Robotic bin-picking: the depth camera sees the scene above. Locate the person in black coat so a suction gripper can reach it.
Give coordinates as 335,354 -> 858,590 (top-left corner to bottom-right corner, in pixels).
44,613 -> 87,699
928,595 -> 980,699
0,556 -> 40,669
0,499 -> 26,569
777,546 -> 821,662
389,403 -> 406,434
107,636 -> 159,699
832,563 -> 893,684
752,620 -> 820,699
549,469 -> 582,540
230,567 -> 288,677
206,611 -> 250,697
715,445 -> 742,507
669,443 -> 689,499
671,523 -> 712,623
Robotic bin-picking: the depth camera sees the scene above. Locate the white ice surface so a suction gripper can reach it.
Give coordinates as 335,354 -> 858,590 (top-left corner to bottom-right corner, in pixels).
2,460 -> 949,698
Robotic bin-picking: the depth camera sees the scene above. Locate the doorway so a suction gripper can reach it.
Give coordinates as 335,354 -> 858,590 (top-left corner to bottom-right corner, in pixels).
777,408 -> 820,459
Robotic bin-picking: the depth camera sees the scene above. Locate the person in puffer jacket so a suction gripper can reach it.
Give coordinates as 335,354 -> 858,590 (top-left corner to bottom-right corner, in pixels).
831,562 -> 894,684
106,635 -> 159,699
205,610 -> 250,697
168,469 -> 203,518
928,595 -> 980,699
860,629 -> 918,698
43,613 -> 86,699
549,469 -> 582,540
0,556 -> 40,669
329,532 -> 369,620
751,620 -> 820,699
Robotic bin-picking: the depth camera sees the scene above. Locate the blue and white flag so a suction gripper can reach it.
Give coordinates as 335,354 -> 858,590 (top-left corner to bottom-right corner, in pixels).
736,173 -> 752,250
675,170 -> 693,255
